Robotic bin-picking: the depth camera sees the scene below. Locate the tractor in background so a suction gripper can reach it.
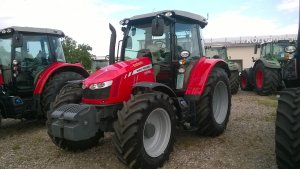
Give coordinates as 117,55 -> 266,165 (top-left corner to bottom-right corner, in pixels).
240,40 -> 298,95
275,11 -> 300,169
0,26 -> 89,125
90,57 -> 109,73
205,46 -> 240,94
47,10 -> 231,169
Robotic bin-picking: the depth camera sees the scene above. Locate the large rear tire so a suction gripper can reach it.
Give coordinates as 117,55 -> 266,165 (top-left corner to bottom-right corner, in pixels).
240,69 -> 253,91
47,83 -> 103,151
254,62 -> 280,96
229,70 -> 239,94
41,71 -> 84,117
196,67 -> 231,136
275,88 -> 300,169
113,92 -> 176,169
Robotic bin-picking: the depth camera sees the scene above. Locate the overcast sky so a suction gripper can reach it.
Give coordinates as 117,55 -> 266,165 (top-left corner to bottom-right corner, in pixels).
0,0 -> 298,56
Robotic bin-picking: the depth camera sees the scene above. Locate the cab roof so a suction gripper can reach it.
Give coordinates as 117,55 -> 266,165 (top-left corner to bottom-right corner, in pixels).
0,26 -> 64,36
127,10 -> 208,28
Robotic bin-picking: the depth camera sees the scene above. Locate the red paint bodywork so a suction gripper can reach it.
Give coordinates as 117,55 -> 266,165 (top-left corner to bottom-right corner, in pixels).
33,62 -> 86,94
185,57 -> 225,96
82,56 -> 225,105
82,57 -> 155,105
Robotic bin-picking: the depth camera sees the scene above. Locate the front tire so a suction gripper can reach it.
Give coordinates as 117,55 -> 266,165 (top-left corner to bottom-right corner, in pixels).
47,83 -> 103,151
113,92 -> 176,169
254,63 -> 280,96
275,88 -> 300,169
196,67 -> 231,136
41,71 -> 84,117
229,70 -> 239,94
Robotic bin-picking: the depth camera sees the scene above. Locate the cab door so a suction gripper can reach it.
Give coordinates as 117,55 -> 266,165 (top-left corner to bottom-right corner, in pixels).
13,35 -> 51,95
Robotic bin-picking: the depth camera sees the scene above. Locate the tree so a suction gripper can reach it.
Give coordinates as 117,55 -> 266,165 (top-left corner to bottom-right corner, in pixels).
62,36 -> 92,69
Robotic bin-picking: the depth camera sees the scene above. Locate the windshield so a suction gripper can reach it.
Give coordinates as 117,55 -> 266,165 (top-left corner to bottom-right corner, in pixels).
273,42 -> 292,59
0,37 -> 12,67
205,48 -> 227,59
124,22 -> 170,61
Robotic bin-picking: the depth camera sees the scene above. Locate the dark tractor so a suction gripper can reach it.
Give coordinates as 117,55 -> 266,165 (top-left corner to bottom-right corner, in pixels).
90,57 -> 109,73
0,26 -> 89,125
240,40 -> 298,95
275,12 -> 300,169
205,46 -> 240,94
47,10 -> 231,169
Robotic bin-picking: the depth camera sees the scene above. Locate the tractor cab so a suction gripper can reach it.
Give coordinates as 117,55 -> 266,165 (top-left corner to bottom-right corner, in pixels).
118,10 -> 207,91
255,40 -> 296,61
0,27 -> 65,96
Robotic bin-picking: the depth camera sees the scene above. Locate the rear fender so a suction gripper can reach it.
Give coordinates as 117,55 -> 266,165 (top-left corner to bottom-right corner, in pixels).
185,57 -> 230,97
33,62 -> 89,94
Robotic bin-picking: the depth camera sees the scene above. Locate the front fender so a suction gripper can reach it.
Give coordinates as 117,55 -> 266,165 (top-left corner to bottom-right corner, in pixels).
185,57 -> 229,96
33,62 -> 89,94
254,58 -> 281,69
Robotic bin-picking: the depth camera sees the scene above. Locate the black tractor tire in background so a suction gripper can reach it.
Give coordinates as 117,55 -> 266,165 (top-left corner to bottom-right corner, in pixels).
254,62 -> 280,96
275,88 -> 300,169
47,83 -> 104,151
240,69 -> 253,91
41,71 -> 84,117
113,92 -> 176,169
196,67 -> 231,137
229,70 -> 240,94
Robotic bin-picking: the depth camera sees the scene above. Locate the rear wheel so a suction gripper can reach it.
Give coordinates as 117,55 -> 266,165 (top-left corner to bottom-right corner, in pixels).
41,71 -> 84,117
196,67 -> 231,136
240,69 -> 253,91
47,83 -> 103,151
113,92 -> 176,169
275,88 -> 300,169
229,70 -> 239,94
254,63 -> 280,95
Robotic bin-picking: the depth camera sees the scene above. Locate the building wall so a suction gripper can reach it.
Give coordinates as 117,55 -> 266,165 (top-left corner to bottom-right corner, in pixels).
227,45 -> 260,69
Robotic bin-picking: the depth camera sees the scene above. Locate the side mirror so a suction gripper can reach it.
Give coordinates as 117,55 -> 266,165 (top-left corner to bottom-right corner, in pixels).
13,34 -> 23,48
126,36 -> 132,49
254,44 -> 258,54
152,16 -> 164,36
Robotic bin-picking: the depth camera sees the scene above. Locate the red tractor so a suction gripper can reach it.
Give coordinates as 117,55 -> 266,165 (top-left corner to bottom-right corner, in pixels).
0,26 -> 89,125
47,10 -> 231,169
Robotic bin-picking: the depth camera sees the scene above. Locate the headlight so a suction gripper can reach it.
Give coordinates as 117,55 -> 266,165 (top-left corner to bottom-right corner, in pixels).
89,80 -> 113,90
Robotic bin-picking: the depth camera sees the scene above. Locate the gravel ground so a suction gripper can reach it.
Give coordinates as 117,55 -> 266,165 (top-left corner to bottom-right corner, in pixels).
0,91 -> 277,169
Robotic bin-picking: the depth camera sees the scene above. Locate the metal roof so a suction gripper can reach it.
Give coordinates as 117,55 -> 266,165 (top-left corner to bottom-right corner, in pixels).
128,10 -> 208,28
0,26 -> 64,36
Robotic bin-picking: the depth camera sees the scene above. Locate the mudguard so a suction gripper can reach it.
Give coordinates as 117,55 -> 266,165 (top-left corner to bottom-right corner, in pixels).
33,62 -> 89,94
254,58 -> 281,69
133,82 -> 177,98
185,57 -> 230,96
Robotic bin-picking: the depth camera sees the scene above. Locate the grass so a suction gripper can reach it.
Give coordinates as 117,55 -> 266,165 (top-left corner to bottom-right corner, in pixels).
257,95 -> 278,107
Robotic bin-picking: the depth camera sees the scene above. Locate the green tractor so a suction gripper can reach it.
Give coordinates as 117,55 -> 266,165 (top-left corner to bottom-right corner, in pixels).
205,46 -> 240,94
240,40 -> 298,95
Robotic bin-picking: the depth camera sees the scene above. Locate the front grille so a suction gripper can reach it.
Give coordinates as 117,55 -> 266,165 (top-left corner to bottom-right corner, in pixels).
82,87 -> 111,99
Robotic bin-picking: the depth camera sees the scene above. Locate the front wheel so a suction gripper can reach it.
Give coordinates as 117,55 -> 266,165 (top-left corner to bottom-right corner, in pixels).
275,88 -> 300,169
196,67 -> 231,136
254,63 -> 279,95
113,92 -> 176,169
